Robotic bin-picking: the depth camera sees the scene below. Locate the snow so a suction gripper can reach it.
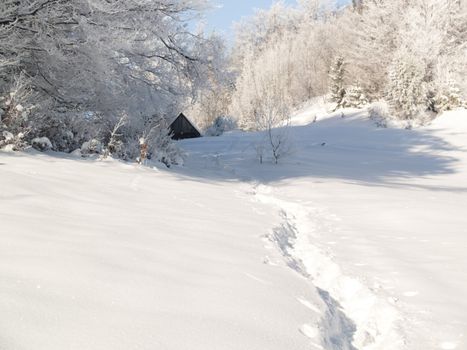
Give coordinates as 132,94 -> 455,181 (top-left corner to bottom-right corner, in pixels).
178,107 -> 467,349
0,152 -> 318,350
1,107 -> 467,349
2,131 -> 14,142
31,137 -> 52,151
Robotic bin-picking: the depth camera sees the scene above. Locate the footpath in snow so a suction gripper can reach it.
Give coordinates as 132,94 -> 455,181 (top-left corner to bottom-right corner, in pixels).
0,149 -> 332,350
179,108 -> 467,350
1,107 -> 466,350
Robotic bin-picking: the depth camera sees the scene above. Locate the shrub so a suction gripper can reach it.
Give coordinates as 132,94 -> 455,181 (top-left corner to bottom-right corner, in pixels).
81,139 -> 103,156
205,116 -> 237,136
31,137 -> 52,151
343,85 -> 369,108
386,51 -> 429,120
368,101 -> 391,128
433,81 -> 466,113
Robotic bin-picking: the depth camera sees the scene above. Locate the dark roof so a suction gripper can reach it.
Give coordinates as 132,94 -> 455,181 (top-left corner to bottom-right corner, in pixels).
169,113 -> 201,140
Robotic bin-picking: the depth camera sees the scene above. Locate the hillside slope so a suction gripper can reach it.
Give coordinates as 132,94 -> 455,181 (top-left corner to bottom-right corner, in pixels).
0,152 -> 323,350
1,108 -> 466,350
180,108 -> 467,350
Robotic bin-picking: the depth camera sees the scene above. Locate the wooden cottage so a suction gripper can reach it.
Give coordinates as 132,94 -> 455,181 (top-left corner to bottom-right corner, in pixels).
169,113 -> 201,140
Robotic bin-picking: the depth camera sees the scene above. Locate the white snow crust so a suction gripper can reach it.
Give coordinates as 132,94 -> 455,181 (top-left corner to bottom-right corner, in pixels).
1,107 -> 467,350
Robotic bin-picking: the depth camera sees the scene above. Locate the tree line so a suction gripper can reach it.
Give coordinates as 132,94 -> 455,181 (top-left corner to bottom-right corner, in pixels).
0,0 -> 220,164
194,0 -> 466,129
1,0 -> 466,165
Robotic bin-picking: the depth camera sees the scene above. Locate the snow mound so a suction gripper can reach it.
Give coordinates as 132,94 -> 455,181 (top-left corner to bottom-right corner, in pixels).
290,96 -> 334,126
429,108 -> 467,130
31,137 -> 53,151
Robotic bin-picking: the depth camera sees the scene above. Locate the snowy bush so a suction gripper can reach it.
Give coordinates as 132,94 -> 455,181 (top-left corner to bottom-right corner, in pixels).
149,133 -> 184,168
205,116 -> 237,136
120,138 -> 141,162
0,73 -> 35,138
434,81 -> 466,113
368,100 -> 434,129
102,115 -> 126,159
368,101 -> 391,128
32,115 -> 78,152
81,139 -> 103,156
143,118 -> 184,167
386,51 -> 429,120
31,137 -> 52,152
0,130 -> 28,151
54,130 -> 75,152
329,56 -> 347,111
1,131 -> 14,143
253,89 -> 292,164
342,85 -> 369,108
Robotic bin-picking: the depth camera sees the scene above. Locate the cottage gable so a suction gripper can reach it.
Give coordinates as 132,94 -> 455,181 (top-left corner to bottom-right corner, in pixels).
169,113 -> 201,140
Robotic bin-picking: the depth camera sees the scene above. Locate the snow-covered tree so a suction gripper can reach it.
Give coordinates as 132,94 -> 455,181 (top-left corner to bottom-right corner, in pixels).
205,116 -> 237,137
339,1 -> 403,97
386,50 -> 429,120
343,85 -> 369,108
0,0 -> 214,164
254,89 -> 291,164
146,117 -> 184,167
230,1 -> 339,125
102,115 -> 127,159
329,56 -> 347,110
434,81 -> 466,112
187,33 -> 235,130
342,0 -> 466,103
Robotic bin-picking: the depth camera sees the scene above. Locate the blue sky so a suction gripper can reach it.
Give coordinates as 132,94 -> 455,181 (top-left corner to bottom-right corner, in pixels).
203,0 -> 350,37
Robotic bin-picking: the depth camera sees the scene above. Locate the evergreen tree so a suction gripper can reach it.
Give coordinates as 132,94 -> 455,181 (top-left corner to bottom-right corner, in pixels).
329,56 -> 347,110
434,80 -> 466,112
343,85 -> 369,108
386,51 -> 428,120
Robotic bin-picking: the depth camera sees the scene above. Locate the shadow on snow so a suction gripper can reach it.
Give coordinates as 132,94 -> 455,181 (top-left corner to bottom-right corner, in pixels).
1,111 -> 464,193
169,112 -> 465,192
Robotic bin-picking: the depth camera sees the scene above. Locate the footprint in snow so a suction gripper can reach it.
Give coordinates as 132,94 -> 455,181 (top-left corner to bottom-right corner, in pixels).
130,175 -> 141,191
262,256 -> 279,266
251,207 -> 266,215
243,272 -> 271,285
299,324 -> 319,339
354,263 -> 367,267
296,297 -> 321,313
261,236 -> 275,250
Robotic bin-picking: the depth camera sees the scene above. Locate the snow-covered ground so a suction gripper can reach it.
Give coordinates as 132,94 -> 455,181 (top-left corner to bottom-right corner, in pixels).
179,108 -> 467,350
0,151 -> 323,350
1,107 -> 466,350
